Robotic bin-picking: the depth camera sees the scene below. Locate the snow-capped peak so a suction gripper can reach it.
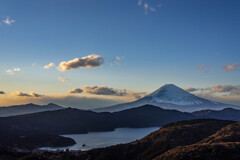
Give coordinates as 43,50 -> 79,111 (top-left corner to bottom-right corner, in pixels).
144,84 -> 204,105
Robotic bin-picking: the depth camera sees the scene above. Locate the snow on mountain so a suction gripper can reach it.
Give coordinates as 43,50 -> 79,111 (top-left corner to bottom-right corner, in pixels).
145,84 -> 205,105
93,84 -> 239,112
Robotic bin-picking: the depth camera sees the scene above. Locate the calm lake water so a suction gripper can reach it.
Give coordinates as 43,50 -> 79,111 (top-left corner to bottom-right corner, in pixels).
40,127 -> 159,151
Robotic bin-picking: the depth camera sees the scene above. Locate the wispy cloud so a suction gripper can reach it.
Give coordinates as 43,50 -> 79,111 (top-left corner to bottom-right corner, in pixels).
58,75 -> 69,83
111,56 -> 122,66
223,63 -> 240,71
58,54 -> 104,71
138,0 -> 162,15
44,63 -> 55,69
184,87 -> 199,92
6,68 -> 21,75
2,17 -> 15,25
197,64 -> 209,73
185,85 -> 240,96
185,85 -> 240,105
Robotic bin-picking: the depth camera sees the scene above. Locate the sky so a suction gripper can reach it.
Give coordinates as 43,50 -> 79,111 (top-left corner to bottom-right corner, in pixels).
0,0 -> 240,108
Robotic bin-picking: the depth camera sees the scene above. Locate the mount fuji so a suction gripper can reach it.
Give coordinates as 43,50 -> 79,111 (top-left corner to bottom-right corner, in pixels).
94,84 -> 240,112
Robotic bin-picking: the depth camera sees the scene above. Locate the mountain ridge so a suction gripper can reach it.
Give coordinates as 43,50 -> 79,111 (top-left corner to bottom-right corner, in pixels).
0,103 -> 64,117
94,84 -> 239,112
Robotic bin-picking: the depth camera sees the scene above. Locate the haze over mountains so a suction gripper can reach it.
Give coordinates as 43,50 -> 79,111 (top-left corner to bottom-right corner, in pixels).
0,103 -> 63,117
1,84 -> 239,117
94,84 -> 240,112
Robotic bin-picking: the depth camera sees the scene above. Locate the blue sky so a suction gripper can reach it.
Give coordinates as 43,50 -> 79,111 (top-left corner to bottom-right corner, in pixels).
0,0 -> 239,108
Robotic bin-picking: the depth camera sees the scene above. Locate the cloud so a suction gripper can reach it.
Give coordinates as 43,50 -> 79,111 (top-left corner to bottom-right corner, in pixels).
195,93 -> 240,106
13,91 -> 43,98
0,91 -> 5,94
68,88 -> 83,94
6,68 -> 21,75
13,68 -> 21,71
127,91 -> 147,99
184,87 -> 199,92
111,56 -> 122,66
6,70 -> 14,75
82,86 -> 128,96
211,85 -> 236,93
223,64 -> 240,71
138,0 -> 143,6
69,85 -> 147,99
144,3 -> 149,14
197,65 -> 209,73
138,0 -> 161,15
44,63 -> 55,69
186,85 -> 240,96
210,85 -> 240,96
2,17 -> 15,25
197,65 -> 205,70
115,56 -> 121,60
185,85 -> 240,106
58,55 -> 104,71
58,75 -> 69,83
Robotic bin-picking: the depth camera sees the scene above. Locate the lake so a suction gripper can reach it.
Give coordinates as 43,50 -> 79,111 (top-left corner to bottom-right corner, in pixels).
40,127 -> 159,151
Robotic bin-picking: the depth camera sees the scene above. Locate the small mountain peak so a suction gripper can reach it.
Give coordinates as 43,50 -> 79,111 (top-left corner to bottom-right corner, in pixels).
47,103 -> 58,106
162,84 -> 177,87
25,103 -> 36,106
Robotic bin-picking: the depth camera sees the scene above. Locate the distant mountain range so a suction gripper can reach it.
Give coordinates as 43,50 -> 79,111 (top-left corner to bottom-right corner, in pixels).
1,84 -> 239,117
0,103 -> 63,117
94,84 -> 240,112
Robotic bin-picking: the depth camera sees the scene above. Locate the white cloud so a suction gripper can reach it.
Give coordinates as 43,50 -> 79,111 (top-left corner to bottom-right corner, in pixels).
58,54 -> 104,71
6,68 -> 21,75
13,68 -> 21,71
2,17 -> 15,25
138,0 -> 161,15
44,63 -> 55,69
144,3 -> 149,14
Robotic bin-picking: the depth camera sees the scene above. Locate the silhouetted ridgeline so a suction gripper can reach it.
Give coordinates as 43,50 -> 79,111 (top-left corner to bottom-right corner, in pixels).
2,105 -> 240,151
0,103 -> 63,117
3,119 -> 240,160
